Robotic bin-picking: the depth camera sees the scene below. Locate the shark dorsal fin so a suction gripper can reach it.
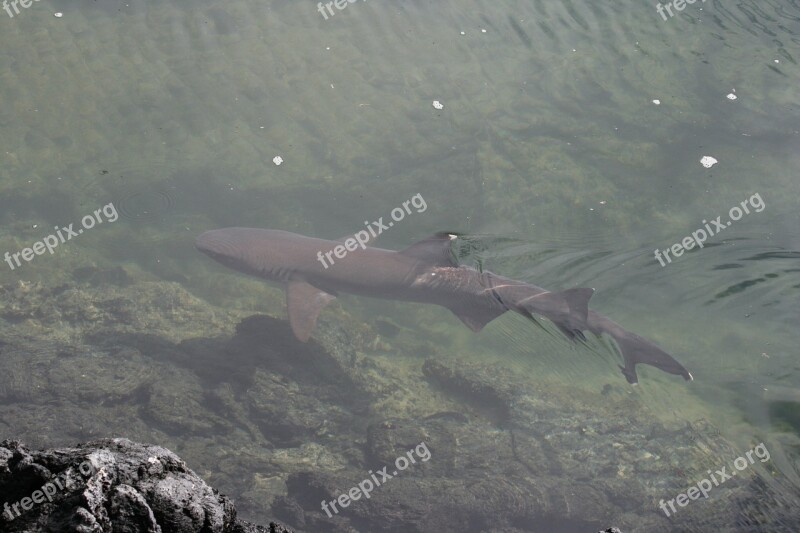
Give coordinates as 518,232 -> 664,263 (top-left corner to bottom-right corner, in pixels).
398,233 -> 460,267
286,281 -> 336,342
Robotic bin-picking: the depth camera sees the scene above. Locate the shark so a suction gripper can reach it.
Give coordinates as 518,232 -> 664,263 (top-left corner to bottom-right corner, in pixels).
196,228 -> 692,384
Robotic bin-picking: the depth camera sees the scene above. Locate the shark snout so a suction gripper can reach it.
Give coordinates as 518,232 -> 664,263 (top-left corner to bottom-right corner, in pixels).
195,228 -> 246,261
195,230 -> 224,255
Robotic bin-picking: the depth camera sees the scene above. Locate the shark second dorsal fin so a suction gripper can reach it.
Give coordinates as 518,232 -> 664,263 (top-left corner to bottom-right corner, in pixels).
398,232 -> 460,267
286,281 -> 336,342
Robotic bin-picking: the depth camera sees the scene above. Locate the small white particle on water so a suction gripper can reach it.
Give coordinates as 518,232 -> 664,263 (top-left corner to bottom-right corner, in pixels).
700,156 -> 718,168
54,12 -> 63,17
432,100 -> 444,110
775,59 -> 780,63
273,156 -> 284,166
460,31 -> 465,35
653,99 -> 661,105
481,29 -> 487,33
727,93 -> 737,100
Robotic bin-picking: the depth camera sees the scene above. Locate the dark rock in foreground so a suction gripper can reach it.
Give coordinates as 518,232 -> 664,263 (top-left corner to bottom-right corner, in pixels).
0,438 -> 291,533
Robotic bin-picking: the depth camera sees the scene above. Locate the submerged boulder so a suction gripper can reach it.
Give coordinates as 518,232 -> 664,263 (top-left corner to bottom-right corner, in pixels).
0,438 -> 290,533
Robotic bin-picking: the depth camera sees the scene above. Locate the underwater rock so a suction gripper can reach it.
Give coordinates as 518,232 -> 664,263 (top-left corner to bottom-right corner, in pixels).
245,369 -> 337,447
422,358 -> 523,422
279,411 -> 618,531
72,265 -> 133,287
0,278 -> 790,530
143,367 -> 232,436
0,279 -> 230,344
0,338 -> 156,406
0,438 -> 290,533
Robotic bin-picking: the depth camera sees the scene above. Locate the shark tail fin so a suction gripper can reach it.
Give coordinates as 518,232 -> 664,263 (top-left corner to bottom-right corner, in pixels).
611,330 -> 693,384
517,288 -> 594,337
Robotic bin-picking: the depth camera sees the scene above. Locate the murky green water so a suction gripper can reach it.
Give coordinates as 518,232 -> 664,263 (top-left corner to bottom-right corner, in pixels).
1,0 -> 799,531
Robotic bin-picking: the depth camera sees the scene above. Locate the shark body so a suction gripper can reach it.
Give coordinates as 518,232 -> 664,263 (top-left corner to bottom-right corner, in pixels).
196,228 -> 692,384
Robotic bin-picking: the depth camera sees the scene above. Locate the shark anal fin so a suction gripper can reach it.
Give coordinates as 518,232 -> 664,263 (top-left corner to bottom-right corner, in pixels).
447,305 -> 507,332
286,281 -> 336,342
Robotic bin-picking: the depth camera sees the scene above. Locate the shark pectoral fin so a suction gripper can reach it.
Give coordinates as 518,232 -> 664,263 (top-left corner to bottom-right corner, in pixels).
286,281 -> 336,342
447,305 -> 507,332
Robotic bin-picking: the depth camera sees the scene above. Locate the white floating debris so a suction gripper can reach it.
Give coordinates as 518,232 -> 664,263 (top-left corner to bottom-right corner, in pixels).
273,156 -> 284,166
432,100 -> 444,110
652,99 -> 661,105
700,156 -> 718,168
460,31 -> 465,35
54,12 -> 63,17
727,93 -> 737,100
481,29 -> 487,33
